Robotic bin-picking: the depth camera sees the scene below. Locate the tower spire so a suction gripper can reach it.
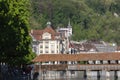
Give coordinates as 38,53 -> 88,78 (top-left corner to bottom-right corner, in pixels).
67,19 -> 72,28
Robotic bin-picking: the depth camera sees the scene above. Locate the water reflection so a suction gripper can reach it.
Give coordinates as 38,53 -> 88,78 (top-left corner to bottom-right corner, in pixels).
38,71 -> 120,80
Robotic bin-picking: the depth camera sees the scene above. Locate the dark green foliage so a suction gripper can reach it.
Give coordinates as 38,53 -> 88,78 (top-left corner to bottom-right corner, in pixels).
30,0 -> 120,45
0,0 -> 35,65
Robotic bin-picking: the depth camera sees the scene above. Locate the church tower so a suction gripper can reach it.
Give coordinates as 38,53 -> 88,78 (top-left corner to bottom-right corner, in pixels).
67,19 -> 72,37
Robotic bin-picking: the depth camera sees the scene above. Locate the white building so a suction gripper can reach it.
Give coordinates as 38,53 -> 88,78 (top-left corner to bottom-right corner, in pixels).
56,21 -> 73,54
57,20 -> 72,38
30,22 -> 63,55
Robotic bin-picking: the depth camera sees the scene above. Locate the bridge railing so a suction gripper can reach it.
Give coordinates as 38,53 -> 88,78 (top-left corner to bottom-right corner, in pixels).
39,64 -> 120,71
68,64 -> 120,70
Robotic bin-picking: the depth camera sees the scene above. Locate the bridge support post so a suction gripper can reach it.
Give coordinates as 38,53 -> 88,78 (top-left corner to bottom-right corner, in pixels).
97,70 -> 100,80
39,62 -> 41,80
65,69 -> 68,80
84,69 -> 91,80
84,70 -> 87,79
114,70 -> 118,80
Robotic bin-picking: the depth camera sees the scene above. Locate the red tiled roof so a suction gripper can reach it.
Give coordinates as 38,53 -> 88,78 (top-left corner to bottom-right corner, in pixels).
32,52 -> 120,62
32,30 -> 43,35
31,27 -> 59,40
43,27 -> 56,34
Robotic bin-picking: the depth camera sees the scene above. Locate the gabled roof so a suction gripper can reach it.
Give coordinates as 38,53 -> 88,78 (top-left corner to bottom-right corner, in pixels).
31,30 -> 43,40
30,27 -> 59,40
43,27 -> 56,35
32,30 -> 43,35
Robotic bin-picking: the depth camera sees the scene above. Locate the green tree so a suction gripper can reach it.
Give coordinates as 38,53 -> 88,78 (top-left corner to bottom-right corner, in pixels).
30,0 -> 120,45
0,0 -> 35,66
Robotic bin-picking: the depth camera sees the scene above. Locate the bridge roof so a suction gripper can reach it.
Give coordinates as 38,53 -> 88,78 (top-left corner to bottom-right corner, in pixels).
32,52 -> 120,62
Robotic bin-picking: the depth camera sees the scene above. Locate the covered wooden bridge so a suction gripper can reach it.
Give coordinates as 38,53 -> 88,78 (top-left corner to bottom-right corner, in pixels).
32,52 -> 120,80
32,52 -> 120,71
33,52 -> 120,62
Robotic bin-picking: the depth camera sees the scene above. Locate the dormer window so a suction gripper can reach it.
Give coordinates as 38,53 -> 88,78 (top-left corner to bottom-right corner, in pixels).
55,35 -> 59,39
42,32 -> 51,39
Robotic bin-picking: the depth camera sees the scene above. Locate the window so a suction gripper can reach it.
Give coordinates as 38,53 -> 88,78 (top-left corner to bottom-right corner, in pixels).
45,45 -> 49,48
51,50 -> 54,53
42,32 -> 51,39
40,45 -> 43,48
45,50 -> 48,53
33,47 -> 37,53
39,41 -> 43,43
51,45 -> 54,47
45,41 -> 49,44
57,45 -> 59,48
40,50 -> 43,53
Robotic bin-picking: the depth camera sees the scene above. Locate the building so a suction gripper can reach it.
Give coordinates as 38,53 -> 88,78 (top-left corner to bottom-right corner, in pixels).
68,40 -> 117,54
56,20 -> 73,54
30,22 -> 63,55
69,41 -> 97,54
86,40 -> 117,52
57,20 -> 72,38
30,21 -> 74,55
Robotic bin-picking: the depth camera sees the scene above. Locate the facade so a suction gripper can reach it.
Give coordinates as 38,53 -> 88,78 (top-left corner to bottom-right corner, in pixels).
56,21 -> 73,54
57,20 -> 72,38
30,22 -> 62,55
30,21 -> 73,55
30,21 -> 75,55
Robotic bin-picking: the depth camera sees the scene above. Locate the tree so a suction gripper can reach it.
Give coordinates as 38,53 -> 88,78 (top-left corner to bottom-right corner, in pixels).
0,0 -> 35,66
30,0 -> 120,45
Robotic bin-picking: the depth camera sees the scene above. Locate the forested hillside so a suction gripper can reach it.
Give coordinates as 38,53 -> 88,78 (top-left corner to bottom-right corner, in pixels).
30,0 -> 120,45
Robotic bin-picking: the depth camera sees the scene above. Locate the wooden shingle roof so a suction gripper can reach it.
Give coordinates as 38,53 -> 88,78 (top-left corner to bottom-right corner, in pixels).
32,52 -> 120,62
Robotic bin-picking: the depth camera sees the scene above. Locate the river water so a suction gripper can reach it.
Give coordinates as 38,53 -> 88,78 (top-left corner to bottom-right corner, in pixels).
38,71 -> 120,80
